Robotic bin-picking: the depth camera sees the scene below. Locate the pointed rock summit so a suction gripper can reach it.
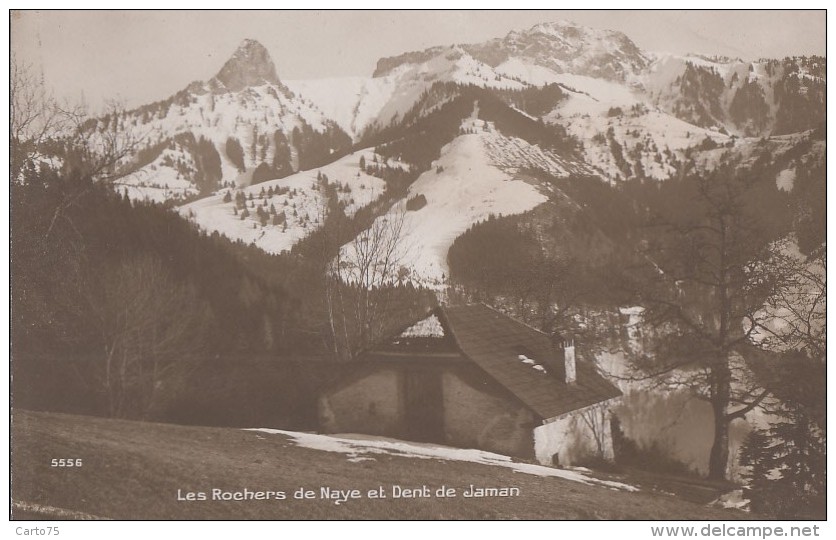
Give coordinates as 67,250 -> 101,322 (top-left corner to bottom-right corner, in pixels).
211,39 -> 282,92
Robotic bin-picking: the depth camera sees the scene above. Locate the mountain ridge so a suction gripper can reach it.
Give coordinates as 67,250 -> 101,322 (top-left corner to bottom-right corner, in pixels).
373,20 -> 650,81
289,20 -> 823,141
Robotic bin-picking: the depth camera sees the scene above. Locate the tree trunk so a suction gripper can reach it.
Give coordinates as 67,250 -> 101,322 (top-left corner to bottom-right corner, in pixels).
708,405 -> 731,480
708,361 -> 732,480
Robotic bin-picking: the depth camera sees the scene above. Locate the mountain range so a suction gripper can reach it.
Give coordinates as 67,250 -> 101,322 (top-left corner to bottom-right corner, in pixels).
85,19 -> 825,286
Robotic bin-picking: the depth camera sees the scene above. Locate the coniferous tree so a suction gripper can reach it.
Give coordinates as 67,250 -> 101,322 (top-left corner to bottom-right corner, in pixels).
225,137 -> 245,172
741,404 -> 825,518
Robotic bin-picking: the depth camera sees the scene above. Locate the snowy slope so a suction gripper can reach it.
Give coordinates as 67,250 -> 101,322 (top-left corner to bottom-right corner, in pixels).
290,20 -> 651,140
106,81 -> 334,189
494,57 -> 573,87
123,83 -> 331,154
290,46 -> 527,139
79,21 -> 824,275
286,76 -> 399,140
340,113 -> 559,288
541,71 -> 732,181
113,140 -> 200,203
179,149 -> 386,254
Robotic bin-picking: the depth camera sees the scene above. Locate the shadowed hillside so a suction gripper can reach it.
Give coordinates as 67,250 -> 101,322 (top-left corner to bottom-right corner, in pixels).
11,410 -> 750,520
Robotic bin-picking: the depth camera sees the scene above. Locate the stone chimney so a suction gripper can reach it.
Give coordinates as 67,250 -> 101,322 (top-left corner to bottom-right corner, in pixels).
563,338 -> 576,384
551,333 -> 577,384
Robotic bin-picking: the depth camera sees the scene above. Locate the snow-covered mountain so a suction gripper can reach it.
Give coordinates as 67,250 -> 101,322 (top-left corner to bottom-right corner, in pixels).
286,21 -> 650,139
93,39 -> 352,203
82,20 -> 824,270
288,20 -> 823,143
100,22 -> 824,205
644,54 -> 826,136
373,21 -> 650,82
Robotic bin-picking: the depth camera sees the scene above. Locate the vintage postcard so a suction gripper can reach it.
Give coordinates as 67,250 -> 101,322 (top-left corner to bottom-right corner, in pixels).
9,9 -> 826,527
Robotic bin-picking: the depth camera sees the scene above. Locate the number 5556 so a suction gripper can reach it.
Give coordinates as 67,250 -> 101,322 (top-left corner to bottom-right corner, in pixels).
50,458 -> 82,467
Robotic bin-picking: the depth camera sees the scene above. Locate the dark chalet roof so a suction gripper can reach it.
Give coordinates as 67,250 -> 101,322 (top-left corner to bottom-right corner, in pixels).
441,304 -> 621,421
363,304 -> 622,421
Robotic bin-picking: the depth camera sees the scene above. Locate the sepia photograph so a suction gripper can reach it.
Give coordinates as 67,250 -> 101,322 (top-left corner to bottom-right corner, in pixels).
8,8 -> 827,524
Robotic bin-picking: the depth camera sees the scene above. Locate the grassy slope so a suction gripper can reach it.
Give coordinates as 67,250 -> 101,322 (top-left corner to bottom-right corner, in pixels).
11,410 -> 746,520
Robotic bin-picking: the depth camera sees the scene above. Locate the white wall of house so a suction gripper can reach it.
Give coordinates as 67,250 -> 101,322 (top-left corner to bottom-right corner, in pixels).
533,400 -> 617,466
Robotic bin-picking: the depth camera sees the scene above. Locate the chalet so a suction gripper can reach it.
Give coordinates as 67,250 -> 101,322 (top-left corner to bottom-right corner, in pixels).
318,304 -> 622,466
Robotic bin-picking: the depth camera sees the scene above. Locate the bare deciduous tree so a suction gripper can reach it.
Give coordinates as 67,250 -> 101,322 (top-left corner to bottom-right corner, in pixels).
12,56 -> 146,240
325,202 -> 413,358
749,242 -> 825,360
622,164 -> 801,480
11,55 -> 80,179
577,405 -> 612,460
86,255 -> 212,418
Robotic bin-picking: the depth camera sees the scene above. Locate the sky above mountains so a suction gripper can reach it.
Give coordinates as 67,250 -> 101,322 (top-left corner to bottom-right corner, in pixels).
11,10 -> 825,112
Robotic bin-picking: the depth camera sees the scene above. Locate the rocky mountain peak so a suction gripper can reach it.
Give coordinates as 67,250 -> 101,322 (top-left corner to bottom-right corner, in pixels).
210,39 -> 281,92
372,20 -> 650,82
475,19 -> 650,81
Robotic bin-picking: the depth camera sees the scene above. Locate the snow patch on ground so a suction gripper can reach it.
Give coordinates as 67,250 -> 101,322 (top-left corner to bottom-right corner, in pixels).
244,428 -> 638,492
776,168 -> 795,192
709,490 -> 750,511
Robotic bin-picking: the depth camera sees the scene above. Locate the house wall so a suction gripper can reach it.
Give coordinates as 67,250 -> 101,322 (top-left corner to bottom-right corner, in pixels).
441,369 -> 537,459
318,363 -> 539,459
318,367 -> 403,437
533,401 -> 617,466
